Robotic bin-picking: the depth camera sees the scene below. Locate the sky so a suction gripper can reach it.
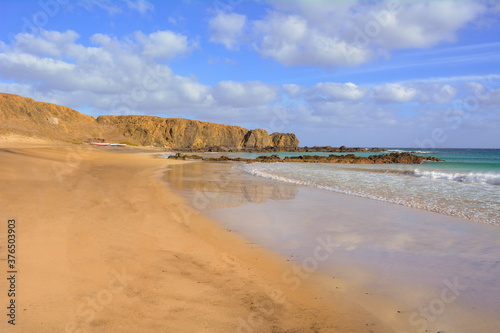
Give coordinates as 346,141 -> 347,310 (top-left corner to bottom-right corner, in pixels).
1,0 -> 500,148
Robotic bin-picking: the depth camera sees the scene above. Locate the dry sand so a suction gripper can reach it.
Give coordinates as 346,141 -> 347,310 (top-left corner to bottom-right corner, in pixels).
0,141 -> 393,332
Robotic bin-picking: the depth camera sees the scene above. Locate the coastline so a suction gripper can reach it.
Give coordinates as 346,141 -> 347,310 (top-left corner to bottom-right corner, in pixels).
0,141 -> 392,332
163,161 -> 500,333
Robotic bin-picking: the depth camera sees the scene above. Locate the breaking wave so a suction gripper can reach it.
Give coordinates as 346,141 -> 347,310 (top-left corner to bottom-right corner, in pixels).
412,169 -> 500,186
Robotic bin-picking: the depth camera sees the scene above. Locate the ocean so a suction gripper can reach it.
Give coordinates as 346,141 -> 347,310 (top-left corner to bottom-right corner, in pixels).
231,149 -> 500,226
162,148 -> 500,332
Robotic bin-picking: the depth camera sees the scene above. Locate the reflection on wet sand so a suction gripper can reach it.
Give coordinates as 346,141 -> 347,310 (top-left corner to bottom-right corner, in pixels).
162,161 -> 299,211
162,160 -> 500,333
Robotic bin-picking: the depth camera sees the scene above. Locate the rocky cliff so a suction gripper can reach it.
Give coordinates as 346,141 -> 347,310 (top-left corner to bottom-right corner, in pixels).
0,92 -> 113,142
97,115 -> 299,149
271,132 -> 299,148
0,92 -> 299,150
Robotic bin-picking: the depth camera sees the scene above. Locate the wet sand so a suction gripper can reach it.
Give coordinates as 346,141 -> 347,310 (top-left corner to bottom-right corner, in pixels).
164,161 -> 500,333
0,140 -> 392,332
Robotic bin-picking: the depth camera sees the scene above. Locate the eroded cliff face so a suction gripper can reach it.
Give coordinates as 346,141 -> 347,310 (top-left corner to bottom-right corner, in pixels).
271,132 -> 299,148
0,92 -> 299,149
0,92 -> 109,141
97,115 -> 299,149
241,129 -> 272,148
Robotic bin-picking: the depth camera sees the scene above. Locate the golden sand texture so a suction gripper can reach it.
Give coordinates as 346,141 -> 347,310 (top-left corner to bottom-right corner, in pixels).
0,143 -> 392,332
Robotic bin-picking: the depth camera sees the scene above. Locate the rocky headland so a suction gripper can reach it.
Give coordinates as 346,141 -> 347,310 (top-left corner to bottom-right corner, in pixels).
96,115 -> 299,150
1,93 -> 432,160
0,92 -> 299,150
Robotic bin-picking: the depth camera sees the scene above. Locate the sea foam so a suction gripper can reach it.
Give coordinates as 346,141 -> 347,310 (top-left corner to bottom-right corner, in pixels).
413,169 -> 500,185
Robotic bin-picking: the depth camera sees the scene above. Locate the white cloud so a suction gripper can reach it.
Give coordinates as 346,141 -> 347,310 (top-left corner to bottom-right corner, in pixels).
415,83 -> 457,104
222,1 -> 490,68
0,29 -> 294,117
476,88 -> 500,106
213,81 -> 280,107
125,0 -> 154,15
0,52 -> 74,79
79,0 -> 154,15
13,30 -> 79,57
174,75 -> 212,104
136,31 -> 194,59
314,82 -> 367,101
371,83 -> 418,103
283,84 -> 306,98
0,22 -> 498,148
0,29 -> 210,112
369,1 -> 486,49
209,12 -> 247,50
253,11 -> 371,67
78,0 -> 123,15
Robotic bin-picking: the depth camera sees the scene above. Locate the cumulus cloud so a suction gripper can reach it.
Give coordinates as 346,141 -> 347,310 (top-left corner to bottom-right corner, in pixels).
313,82 -> 367,101
209,12 -> 247,50
253,11 -> 371,67
371,84 -> 418,103
414,83 -> 458,104
0,29 -> 209,112
136,31 -> 194,59
12,30 -> 79,57
465,84 -> 500,107
283,84 -> 307,98
213,81 -> 280,107
0,29 -> 291,118
210,1 -> 490,68
284,81 -> 444,105
349,1 -> 486,49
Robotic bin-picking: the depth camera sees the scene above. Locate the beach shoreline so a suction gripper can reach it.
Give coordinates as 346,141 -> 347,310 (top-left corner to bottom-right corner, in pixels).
0,141 -> 393,332
163,160 -> 500,333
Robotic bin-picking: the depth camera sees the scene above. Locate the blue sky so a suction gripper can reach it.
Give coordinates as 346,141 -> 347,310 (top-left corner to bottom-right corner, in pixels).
1,0 -> 499,148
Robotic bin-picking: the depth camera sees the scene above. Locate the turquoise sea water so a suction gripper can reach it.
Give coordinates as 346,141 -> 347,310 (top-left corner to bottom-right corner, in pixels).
231,149 -> 500,225
162,150 -> 500,332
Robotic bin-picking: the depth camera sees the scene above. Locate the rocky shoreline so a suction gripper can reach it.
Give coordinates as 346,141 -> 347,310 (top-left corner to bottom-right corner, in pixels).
175,145 -> 387,153
168,152 -> 443,164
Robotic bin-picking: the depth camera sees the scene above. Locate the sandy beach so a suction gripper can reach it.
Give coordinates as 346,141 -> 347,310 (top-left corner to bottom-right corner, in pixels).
0,138 -> 393,332
164,160 -> 500,333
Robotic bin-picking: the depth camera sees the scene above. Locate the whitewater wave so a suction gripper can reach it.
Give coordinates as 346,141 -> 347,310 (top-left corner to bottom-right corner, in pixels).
243,167 -> 387,201
387,149 -> 434,154
241,163 -> 499,225
412,169 -> 500,185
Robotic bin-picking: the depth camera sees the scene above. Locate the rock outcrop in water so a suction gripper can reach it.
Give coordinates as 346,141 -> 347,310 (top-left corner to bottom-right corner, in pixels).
172,152 -> 443,164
